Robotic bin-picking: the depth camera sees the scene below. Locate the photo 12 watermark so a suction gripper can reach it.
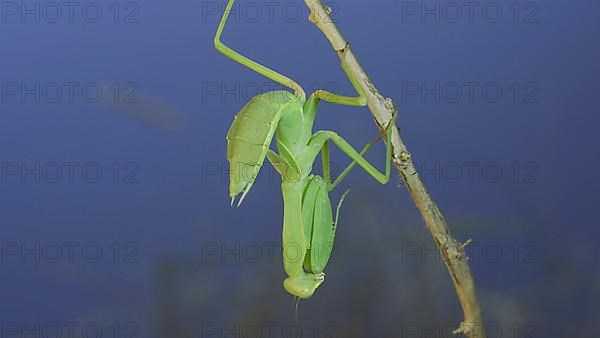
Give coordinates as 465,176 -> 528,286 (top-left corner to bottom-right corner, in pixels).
400,321 -> 540,338
201,81 -> 341,104
201,161 -> 344,186
401,240 -> 540,264
0,321 -> 140,338
0,161 -> 140,184
399,2 -> 540,24
201,321 -> 340,338
201,1 -> 339,24
401,81 -> 540,104
414,161 -> 540,184
0,241 -> 140,264
1,82 -> 140,104
0,1 -> 140,24
199,241 -> 340,266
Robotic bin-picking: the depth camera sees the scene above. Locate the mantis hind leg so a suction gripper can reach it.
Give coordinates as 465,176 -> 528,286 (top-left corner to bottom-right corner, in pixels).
331,187 -> 350,249
214,0 -> 304,98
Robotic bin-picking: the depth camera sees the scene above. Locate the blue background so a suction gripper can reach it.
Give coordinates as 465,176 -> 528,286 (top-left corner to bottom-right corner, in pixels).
0,0 -> 599,337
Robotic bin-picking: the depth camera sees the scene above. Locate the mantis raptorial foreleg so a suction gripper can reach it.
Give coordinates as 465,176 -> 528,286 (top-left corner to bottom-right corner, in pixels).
312,46 -> 368,107
266,150 -> 302,183
313,90 -> 365,107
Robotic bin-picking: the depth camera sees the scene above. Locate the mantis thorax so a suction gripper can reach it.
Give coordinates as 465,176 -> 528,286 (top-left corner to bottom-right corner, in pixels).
273,91 -> 321,181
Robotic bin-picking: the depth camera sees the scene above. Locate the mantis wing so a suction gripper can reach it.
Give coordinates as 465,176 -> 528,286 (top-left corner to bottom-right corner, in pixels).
302,175 -> 350,274
226,90 -> 302,206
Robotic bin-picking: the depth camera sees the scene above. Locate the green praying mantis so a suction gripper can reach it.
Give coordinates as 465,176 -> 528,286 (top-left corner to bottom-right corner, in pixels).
215,0 -> 397,300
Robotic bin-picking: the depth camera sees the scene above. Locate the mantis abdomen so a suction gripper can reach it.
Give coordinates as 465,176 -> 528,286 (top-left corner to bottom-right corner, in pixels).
226,91 -> 300,205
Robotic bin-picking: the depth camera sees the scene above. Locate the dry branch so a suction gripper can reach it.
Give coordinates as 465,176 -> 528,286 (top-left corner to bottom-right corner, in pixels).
302,1 -> 486,337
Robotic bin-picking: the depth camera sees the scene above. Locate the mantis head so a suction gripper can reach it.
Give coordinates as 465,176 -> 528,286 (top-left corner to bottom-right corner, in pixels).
283,272 -> 325,299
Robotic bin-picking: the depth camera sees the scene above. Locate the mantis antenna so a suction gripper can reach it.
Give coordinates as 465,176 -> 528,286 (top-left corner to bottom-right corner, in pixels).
294,296 -> 300,323
214,0 -> 305,100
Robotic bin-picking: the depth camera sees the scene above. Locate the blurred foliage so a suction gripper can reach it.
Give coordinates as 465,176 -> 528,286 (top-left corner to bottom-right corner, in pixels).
152,187 -> 599,338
